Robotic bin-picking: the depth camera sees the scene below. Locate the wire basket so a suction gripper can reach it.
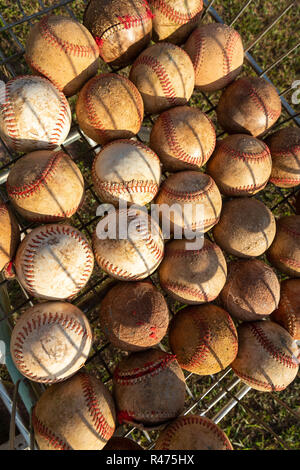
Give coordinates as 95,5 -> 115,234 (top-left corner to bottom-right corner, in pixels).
0,0 -> 299,451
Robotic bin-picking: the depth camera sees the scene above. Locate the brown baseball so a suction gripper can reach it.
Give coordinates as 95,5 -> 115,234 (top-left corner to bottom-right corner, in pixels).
129,42 -> 195,114
159,238 -> 227,304
33,372 -> 116,450
113,349 -> 186,427
271,279 -> 300,340
213,198 -> 276,258
265,127 -> 300,188
220,259 -> 280,321
231,321 -> 299,392
185,23 -> 244,92
76,73 -> 144,146
103,437 -> 143,450
149,0 -> 203,44
155,171 -> 222,236
267,215 -> 300,277
150,105 -> 216,172
6,150 -> 84,223
217,76 -> 282,137
0,203 -> 20,273
99,280 -> 169,351
206,134 -> 272,196
83,0 -> 153,67
92,139 -> 161,206
154,415 -> 233,450
169,304 -> 238,375
10,301 -> 92,383
25,15 -> 99,97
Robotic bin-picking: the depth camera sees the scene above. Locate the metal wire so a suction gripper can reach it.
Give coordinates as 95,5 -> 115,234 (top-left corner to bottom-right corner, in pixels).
0,0 -> 299,451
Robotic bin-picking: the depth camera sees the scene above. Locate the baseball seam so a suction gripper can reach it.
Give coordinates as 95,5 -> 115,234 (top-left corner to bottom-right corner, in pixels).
219,142 -> 271,161
114,354 -> 176,385
151,0 -> 203,24
269,145 -> 300,156
232,367 -> 287,391
277,294 -> 298,338
159,177 -> 214,201
25,54 -> 63,91
192,27 -> 206,75
161,280 -> 215,302
32,408 -> 71,450
270,175 -> 300,185
1,78 -> 21,152
220,181 -> 268,194
248,84 -> 281,123
223,29 -> 240,77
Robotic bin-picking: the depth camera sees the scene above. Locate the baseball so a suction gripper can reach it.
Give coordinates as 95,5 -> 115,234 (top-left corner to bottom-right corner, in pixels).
150,105 -> 216,172
220,259 -> 280,321
185,23 -> 244,92
206,134 -> 272,196
7,150 -> 84,222
93,208 -> 164,281
92,139 -> 161,206
271,279 -> 300,340
76,73 -> 144,146
0,76 -> 71,154
99,280 -> 169,351
33,372 -> 116,450
169,304 -> 238,375
113,349 -> 186,427
25,15 -> 99,97
155,171 -> 222,235
149,0 -> 203,44
213,197 -> 276,258
83,0 -> 153,67
15,224 -> 94,300
103,437 -> 143,450
267,215 -> 300,277
155,415 -> 233,450
217,76 -> 282,137
129,42 -> 195,114
159,238 -> 227,304
0,203 -> 20,274
231,321 -> 299,392
265,127 -> 300,188
10,301 -> 92,383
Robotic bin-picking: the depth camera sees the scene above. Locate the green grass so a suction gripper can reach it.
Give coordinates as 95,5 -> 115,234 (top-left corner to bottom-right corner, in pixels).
0,0 -> 299,451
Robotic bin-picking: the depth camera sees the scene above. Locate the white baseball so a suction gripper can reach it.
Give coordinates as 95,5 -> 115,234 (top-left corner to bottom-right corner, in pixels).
0,75 -> 71,153
15,224 -> 94,300
11,301 -> 92,383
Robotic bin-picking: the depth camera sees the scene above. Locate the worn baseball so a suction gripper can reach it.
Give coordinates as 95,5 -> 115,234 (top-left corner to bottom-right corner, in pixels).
33,372 -> 116,450
169,304 -> 238,375
83,0 -> 153,67
92,140 -> 161,206
129,43 -> 195,114
217,76 -> 282,137
10,301 -> 92,383
155,171 -> 222,235
7,150 -> 84,222
149,0 -> 203,44
213,198 -> 276,258
206,134 -> 272,196
25,15 -> 99,97
185,23 -> 244,92
113,349 -> 186,427
220,259 -> 280,321
103,437 -> 143,450
150,105 -> 216,172
271,279 -> 300,340
155,415 -> 233,450
99,281 -> 169,351
93,208 -> 164,281
159,238 -> 227,304
265,127 -> 300,188
0,203 -> 20,274
267,215 -> 300,277
0,76 -> 71,154
15,224 -> 94,300
76,73 -> 144,146
231,321 -> 299,392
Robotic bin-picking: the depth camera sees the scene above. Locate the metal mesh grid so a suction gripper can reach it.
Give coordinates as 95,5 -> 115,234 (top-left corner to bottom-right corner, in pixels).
0,0 -> 299,450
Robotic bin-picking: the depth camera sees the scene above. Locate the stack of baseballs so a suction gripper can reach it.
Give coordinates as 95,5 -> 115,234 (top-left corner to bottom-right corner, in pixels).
0,0 -> 299,452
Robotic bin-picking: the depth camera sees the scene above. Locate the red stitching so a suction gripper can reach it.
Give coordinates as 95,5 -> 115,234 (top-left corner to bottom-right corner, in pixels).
39,15 -> 98,58
232,368 -> 287,391
32,408 -> 71,450
159,177 -> 214,201
270,145 -> 300,156
162,280 -> 214,302
25,55 -> 62,91
223,29 -> 241,77
150,0 -> 203,24
221,181 -> 268,194
159,416 -> 232,450
247,83 -> 281,123
49,89 -> 71,146
270,176 -> 300,185
131,54 -> 177,104
279,257 -> 300,269
191,27 -> 206,73
249,323 -> 298,368
0,79 -> 21,152
114,354 -> 176,385
219,141 -> 270,162
79,373 -> 114,442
